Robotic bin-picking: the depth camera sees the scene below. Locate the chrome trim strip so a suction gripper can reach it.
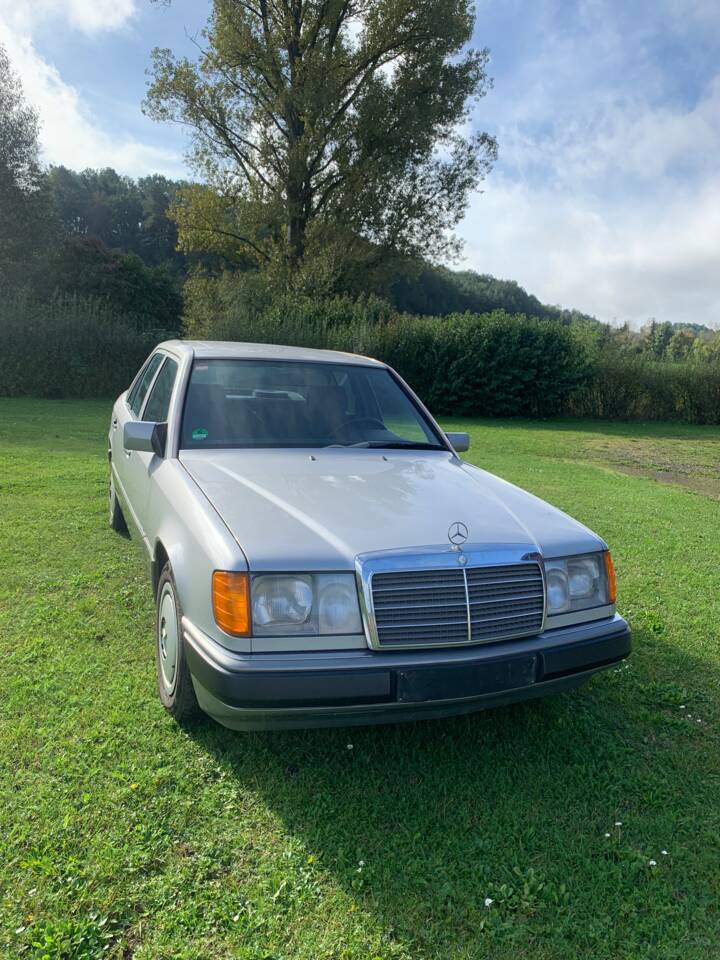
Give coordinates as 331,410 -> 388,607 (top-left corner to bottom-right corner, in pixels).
462,567 -> 472,643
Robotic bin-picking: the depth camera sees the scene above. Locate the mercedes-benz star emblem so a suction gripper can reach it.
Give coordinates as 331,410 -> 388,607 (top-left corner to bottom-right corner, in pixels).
448,521 -> 469,546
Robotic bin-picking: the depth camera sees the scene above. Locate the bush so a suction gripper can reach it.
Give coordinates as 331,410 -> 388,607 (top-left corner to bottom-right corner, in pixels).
8,281 -> 718,425
184,276 -> 589,418
44,238 -> 183,332
570,356 -> 720,424
0,292 -> 164,398
375,312 -> 587,417
182,270 -> 394,340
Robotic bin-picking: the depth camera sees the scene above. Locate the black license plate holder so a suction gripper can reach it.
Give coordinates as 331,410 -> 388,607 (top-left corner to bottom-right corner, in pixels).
397,656 -> 537,703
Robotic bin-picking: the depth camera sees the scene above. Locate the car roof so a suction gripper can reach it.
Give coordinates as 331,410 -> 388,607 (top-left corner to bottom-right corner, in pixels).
158,340 -> 386,368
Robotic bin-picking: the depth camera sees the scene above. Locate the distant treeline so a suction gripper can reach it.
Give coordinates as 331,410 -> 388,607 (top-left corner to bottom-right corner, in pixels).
1,164 -> 603,333
1,167 -> 185,330
4,164 -> 717,365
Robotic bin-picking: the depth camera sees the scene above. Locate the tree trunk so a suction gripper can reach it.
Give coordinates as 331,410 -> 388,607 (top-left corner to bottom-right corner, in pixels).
286,199 -> 305,263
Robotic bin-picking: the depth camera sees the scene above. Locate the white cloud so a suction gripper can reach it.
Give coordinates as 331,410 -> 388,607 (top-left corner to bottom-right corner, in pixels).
0,2 -> 185,177
0,0 -> 138,35
460,166 -> 720,328
461,0 -> 720,327
498,77 -> 720,188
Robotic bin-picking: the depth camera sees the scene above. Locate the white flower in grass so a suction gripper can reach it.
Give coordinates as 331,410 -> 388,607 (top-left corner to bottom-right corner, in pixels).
661,850 -> 668,856
615,821 -> 622,827
358,860 -> 365,867
604,832 -> 611,838
346,743 -> 354,751
680,705 -> 686,710
484,897 -> 494,907
648,859 -> 657,867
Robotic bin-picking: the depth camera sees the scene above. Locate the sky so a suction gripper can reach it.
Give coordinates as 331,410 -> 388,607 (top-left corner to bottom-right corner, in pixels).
0,0 -> 718,327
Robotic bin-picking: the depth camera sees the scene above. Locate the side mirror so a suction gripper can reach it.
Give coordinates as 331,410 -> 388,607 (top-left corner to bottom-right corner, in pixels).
123,421 -> 167,457
445,431 -> 470,453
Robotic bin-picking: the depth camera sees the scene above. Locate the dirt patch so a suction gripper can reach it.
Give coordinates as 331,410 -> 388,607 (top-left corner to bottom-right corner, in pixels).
578,435 -> 720,499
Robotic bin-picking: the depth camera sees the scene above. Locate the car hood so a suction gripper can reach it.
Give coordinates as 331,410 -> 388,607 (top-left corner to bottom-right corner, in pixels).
180,449 -> 605,571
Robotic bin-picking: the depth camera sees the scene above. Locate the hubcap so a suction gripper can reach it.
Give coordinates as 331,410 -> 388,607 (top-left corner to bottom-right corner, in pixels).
158,586 -> 179,693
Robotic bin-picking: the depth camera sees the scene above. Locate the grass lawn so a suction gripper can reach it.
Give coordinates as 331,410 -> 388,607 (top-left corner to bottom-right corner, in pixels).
1,398 -> 720,959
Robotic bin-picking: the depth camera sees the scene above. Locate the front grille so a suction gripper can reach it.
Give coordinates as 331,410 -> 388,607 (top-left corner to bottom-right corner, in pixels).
371,563 -> 544,648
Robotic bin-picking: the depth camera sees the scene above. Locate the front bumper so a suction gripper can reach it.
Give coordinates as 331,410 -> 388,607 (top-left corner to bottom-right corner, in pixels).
183,613 -> 631,731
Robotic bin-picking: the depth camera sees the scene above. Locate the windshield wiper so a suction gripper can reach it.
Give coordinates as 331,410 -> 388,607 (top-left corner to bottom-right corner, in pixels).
344,440 -> 445,450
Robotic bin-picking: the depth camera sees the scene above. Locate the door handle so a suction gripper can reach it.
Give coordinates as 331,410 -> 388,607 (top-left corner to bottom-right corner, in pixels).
112,418 -> 118,429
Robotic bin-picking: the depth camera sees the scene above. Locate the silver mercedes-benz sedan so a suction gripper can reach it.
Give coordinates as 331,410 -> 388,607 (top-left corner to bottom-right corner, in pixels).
108,340 -> 630,730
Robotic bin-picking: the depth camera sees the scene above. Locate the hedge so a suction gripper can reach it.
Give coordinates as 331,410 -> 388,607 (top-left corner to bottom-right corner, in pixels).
0,292 -> 168,399
3,289 -> 720,425
568,356 -> 720,424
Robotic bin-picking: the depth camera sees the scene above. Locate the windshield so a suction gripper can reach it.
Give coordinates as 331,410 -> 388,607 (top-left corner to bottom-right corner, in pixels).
180,359 -> 445,450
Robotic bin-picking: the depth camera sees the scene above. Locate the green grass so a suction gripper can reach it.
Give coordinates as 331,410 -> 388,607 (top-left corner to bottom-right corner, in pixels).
1,399 -> 720,960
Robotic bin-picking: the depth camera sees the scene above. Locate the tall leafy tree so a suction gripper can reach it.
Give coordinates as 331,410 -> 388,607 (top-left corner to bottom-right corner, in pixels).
0,43 -> 53,287
144,0 -> 496,270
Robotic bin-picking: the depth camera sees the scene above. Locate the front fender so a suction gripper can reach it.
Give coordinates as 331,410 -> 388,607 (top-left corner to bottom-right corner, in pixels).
147,459 -> 250,652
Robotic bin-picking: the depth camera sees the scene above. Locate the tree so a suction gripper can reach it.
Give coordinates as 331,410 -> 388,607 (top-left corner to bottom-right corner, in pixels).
47,166 -> 143,251
642,320 -> 674,359
46,237 -> 183,331
666,328 -> 695,362
0,43 -> 53,287
46,166 -> 188,269
137,174 -> 186,266
144,0 -> 496,273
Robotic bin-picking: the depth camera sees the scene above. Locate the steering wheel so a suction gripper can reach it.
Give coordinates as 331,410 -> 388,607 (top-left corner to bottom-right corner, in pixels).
328,416 -> 385,440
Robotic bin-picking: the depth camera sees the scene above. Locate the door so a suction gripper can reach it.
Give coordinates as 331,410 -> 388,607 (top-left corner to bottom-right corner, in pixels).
124,355 -> 179,540
112,352 -> 164,537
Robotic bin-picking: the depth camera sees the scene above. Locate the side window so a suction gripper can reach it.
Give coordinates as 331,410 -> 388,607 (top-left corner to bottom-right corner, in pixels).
142,358 -> 179,423
128,354 -> 163,417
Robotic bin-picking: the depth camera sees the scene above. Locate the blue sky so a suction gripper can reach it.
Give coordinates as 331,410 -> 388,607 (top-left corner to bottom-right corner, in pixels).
1,0 -> 718,326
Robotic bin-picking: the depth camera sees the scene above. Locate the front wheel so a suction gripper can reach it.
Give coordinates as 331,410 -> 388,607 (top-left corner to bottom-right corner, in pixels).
156,564 -> 201,724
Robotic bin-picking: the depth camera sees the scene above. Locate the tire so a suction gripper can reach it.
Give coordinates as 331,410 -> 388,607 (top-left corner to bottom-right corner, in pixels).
108,472 -> 127,534
156,563 -> 201,724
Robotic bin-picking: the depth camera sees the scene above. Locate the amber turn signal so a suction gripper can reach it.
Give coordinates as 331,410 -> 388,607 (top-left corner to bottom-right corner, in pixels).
604,552 -> 617,604
212,571 -> 251,636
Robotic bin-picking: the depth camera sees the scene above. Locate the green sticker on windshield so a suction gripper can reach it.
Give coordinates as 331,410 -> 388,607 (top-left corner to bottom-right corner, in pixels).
192,427 -> 209,441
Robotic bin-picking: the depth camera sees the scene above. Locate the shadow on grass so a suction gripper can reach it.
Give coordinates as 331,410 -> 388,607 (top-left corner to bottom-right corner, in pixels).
184,626 -> 718,954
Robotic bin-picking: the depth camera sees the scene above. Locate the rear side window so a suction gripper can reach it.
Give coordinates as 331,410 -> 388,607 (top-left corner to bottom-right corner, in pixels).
128,354 -> 163,417
143,358 -> 178,423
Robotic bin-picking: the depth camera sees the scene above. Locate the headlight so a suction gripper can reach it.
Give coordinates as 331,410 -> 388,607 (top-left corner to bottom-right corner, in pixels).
545,552 -> 616,616
252,575 -> 313,627
251,573 -> 363,636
